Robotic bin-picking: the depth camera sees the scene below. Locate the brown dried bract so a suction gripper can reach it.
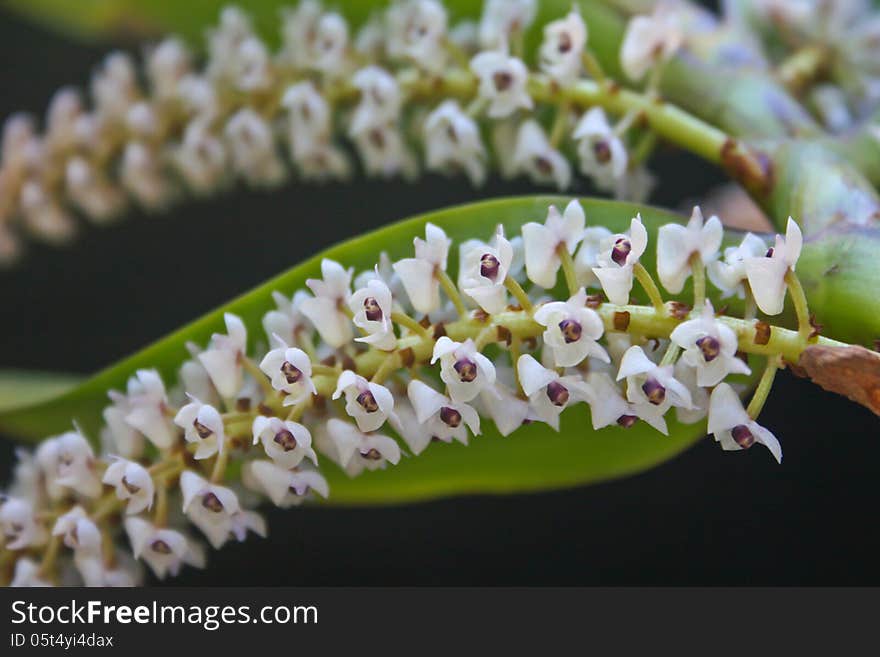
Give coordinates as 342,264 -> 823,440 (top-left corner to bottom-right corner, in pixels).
585,293 -> 603,309
667,301 -> 691,320
432,322 -> 447,339
398,346 -> 415,368
496,325 -> 512,345
472,309 -> 490,323
797,345 -> 880,417
809,314 -> 823,340
754,321 -> 771,346
613,311 -> 631,331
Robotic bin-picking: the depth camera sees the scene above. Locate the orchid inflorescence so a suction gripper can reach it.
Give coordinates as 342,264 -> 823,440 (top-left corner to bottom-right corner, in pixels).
0,0 -> 706,264
0,197 -> 843,586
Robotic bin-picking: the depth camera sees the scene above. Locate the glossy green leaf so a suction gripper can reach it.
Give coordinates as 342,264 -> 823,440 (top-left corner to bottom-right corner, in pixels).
0,195 -> 756,505
0,369 -> 81,413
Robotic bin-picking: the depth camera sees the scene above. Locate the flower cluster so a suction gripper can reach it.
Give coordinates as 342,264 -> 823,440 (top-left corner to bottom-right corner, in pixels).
0,0 -> 693,264
1,198 -> 817,586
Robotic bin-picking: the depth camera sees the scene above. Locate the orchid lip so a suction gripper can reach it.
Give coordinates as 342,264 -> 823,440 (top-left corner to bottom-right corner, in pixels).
201,492 -> 224,513
611,238 -> 631,266
273,429 -> 298,451
480,253 -> 501,281
193,419 -> 213,439
281,361 -> 303,384
641,377 -> 666,405
558,318 -> 582,344
356,390 -> 379,413
360,448 -> 383,461
122,476 -> 141,495
492,70 -> 513,91
546,381 -> 570,407
363,296 -> 383,322
696,335 -> 721,362
731,424 -> 756,449
440,406 -> 462,428
617,414 -> 638,428
453,357 -> 478,383
592,140 -> 612,164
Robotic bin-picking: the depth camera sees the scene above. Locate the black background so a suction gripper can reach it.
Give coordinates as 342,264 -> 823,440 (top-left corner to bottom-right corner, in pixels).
0,7 -> 878,586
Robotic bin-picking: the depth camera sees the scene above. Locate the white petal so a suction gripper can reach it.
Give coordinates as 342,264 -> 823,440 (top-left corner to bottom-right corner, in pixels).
517,354 -> 556,396
616,346 -> 656,380
707,383 -> 750,434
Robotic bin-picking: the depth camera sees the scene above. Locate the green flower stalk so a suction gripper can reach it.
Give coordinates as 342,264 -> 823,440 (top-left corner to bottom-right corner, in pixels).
0,197 -> 858,586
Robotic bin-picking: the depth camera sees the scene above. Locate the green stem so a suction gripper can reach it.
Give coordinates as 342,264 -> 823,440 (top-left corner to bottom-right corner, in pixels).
558,247 -> 579,297
690,253 -> 706,310
633,263 -> 665,312
549,100 -> 571,148
784,270 -> 813,342
659,342 -> 680,367
210,442 -> 230,482
437,269 -> 468,318
241,357 -> 275,398
746,357 -> 780,420
391,311 -> 432,340
310,303 -> 846,397
504,276 -> 534,313
581,49 -> 606,83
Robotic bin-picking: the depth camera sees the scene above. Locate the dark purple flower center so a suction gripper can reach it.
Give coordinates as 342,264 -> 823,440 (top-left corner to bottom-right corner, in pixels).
592,140 -> 612,164
546,381 -> 570,407
731,424 -> 755,449
617,414 -> 638,428
533,156 -> 553,175
357,390 -> 379,413
201,492 -> 224,513
480,253 -> 501,281
360,448 -> 383,461
641,378 -> 666,406
363,296 -> 383,322
151,539 -> 173,554
122,476 -> 141,495
696,335 -> 721,362
558,319 -> 582,344
765,247 -> 774,258
193,419 -> 213,439
453,358 -> 478,383
368,128 -> 385,149
281,361 -> 303,384
440,406 -> 462,428
274,429 -> 298,452
557,31 -> 573,53
611,238 -> 631,266
493,71 -> 513,91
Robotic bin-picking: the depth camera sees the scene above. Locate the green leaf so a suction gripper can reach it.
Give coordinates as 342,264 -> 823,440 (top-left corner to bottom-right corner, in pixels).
0,195 -> 748,505
0,369 -> 82,413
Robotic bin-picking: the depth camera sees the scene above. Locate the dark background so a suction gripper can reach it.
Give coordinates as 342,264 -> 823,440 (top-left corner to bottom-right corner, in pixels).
0,7 -> 878,586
